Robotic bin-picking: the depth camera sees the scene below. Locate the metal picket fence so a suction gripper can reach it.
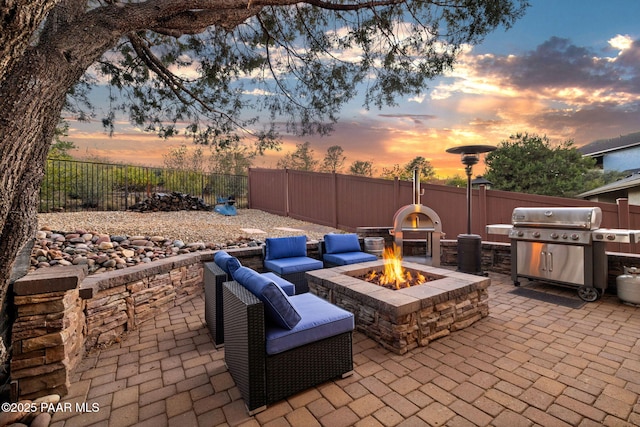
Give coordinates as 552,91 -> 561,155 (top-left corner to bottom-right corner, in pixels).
39,159 -> 247,212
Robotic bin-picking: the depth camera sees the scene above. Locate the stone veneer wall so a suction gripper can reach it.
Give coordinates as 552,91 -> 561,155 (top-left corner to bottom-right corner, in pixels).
9,246 -> 266,401
10,267 -> 86,400
308,265 -> 489,355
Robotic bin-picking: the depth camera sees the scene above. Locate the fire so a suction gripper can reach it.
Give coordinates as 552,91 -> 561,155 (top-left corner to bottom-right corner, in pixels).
364,244 -> 427,289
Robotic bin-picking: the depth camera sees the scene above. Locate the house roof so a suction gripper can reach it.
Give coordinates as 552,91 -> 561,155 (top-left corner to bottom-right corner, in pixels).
577,172 -> 640,198
580,131 -> 640,157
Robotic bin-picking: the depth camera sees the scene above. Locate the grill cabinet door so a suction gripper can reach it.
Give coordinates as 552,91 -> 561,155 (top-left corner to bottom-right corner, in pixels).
516,241 -> 585,285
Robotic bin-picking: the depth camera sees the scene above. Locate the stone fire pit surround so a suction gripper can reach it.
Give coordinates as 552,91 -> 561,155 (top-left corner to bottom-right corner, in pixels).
307,260 -> 490,354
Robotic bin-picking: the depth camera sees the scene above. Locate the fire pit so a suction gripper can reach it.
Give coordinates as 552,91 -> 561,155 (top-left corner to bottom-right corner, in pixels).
306,250 -> 489,354
356,245 -> 445,289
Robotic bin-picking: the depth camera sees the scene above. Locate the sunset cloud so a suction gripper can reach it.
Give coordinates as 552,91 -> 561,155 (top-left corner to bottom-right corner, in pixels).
68,21 -> 640,180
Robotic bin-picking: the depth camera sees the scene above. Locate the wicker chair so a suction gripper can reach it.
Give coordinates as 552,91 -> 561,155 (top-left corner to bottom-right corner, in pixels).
262,235 -> 323,294
204,252 -> 295,348
223,279 -> 354,414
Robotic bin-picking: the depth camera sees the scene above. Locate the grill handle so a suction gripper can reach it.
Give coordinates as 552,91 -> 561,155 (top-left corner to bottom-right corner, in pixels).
540,251 -> 554,272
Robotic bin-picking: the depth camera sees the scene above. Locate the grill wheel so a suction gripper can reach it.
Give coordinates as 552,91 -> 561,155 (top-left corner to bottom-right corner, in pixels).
577,286 -> 600,302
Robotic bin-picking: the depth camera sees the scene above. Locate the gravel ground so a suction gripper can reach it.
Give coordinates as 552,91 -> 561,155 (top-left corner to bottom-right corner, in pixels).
37,209 -> 342,245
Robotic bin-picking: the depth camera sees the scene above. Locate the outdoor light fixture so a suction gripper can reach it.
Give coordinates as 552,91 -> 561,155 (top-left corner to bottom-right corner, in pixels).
446,144 -> 496,275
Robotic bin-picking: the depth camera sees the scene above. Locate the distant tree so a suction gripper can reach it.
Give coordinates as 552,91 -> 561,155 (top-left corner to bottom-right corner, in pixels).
579,169 -> 630,193
484,133 -> 597,197
321,145 -> 346,173
603,170 -> 631,184
405,156 -> 436,181
209,142 -> 255,176
381,164 -> 403,180
277,142 -> 319,171
163,144 -> 205,172
381,156 -> 435,181
48,121 -> 77,160
444,174 -> 467,187
349,160 -> 375,177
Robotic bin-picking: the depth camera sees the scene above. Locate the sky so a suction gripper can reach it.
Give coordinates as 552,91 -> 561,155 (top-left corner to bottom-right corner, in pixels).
66,0 -> 640,178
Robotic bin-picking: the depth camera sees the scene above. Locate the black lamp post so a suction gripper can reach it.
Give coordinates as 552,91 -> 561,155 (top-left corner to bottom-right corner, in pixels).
445,145 -> 496,274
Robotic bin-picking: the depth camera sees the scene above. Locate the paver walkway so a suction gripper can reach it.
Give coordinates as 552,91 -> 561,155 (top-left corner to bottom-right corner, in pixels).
50,273 -> 640,427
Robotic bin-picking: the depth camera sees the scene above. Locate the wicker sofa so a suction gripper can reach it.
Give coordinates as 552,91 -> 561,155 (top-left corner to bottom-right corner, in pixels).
223,267 -> 354,414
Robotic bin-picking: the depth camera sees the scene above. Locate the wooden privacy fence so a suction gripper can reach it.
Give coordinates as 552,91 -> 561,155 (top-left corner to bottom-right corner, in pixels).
248,168 -> 640,253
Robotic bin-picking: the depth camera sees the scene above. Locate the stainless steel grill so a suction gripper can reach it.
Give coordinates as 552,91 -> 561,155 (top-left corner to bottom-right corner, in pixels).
487,207 -> 640,302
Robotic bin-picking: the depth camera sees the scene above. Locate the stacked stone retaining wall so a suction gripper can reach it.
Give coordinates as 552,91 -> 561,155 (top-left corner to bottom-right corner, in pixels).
8,245 -> 266,401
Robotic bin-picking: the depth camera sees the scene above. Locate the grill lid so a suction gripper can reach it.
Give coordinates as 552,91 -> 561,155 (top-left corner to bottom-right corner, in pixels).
511,207 -> 602,230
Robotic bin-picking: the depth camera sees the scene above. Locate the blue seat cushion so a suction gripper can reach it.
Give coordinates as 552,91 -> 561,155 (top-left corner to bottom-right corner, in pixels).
233,267 -> 301,329
264,257 -> 323,275
323,251 -> 378,266
264,236 -> 307,260
214,251 -> 242,276
261,272 -> 295,296
324,233 -> 361,254
265,293 -> 354,355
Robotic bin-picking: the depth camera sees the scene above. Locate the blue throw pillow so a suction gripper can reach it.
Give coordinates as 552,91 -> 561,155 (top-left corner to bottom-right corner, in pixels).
324,233 -> 361,254
264,236 -> 307,260
214,251 -> 242,276
227,256 -> 242,277
233,267 -> 302,329
214,251 -> 233,274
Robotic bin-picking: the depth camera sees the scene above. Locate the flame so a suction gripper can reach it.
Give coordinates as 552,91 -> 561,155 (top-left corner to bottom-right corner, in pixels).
362,244 -> 430,289
381,244 -> 406,289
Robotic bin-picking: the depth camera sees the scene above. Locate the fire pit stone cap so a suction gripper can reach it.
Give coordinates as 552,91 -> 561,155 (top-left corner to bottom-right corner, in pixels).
429,276 -> 490,295
306,268 -> 344,279
398,282 -> 452,304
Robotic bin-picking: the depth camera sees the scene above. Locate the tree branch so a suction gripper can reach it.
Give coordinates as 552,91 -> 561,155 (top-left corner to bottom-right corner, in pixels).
152,8 -> 260,33
127,32 -> 258,138
93,0 -> 418,38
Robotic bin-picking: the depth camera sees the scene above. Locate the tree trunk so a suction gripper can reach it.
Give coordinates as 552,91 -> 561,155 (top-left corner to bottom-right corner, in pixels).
0,50 -> 74,372
0,10 -> 123,376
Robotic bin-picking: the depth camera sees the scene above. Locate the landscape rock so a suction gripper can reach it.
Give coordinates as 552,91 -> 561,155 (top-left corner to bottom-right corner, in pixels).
33,209 -> 339,276
30,229 -> 265,276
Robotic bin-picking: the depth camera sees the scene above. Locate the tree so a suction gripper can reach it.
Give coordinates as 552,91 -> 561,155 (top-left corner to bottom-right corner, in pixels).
381,156 -> 435,181
48,121 -> 77,160
321,145 -> 346,173
444,174 -> 467,187
349,160 -> 375,177
484,133 -> 597,197
277,142 -> 319,171
209,142 -> 255,176
163,144 -> 206,172
573,168 -> 631,197
0,1 -> 527,365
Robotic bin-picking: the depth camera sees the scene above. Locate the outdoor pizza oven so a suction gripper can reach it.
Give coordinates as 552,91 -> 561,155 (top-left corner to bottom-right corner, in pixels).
389,169 -> 442,266
487,206 -> 640,302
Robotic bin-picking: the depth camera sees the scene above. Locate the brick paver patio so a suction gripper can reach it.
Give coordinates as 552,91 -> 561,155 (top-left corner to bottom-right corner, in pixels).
50,272 -> 640,426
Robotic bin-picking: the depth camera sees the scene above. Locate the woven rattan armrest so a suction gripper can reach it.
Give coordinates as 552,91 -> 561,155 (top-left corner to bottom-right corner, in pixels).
203,262 -> 228,347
